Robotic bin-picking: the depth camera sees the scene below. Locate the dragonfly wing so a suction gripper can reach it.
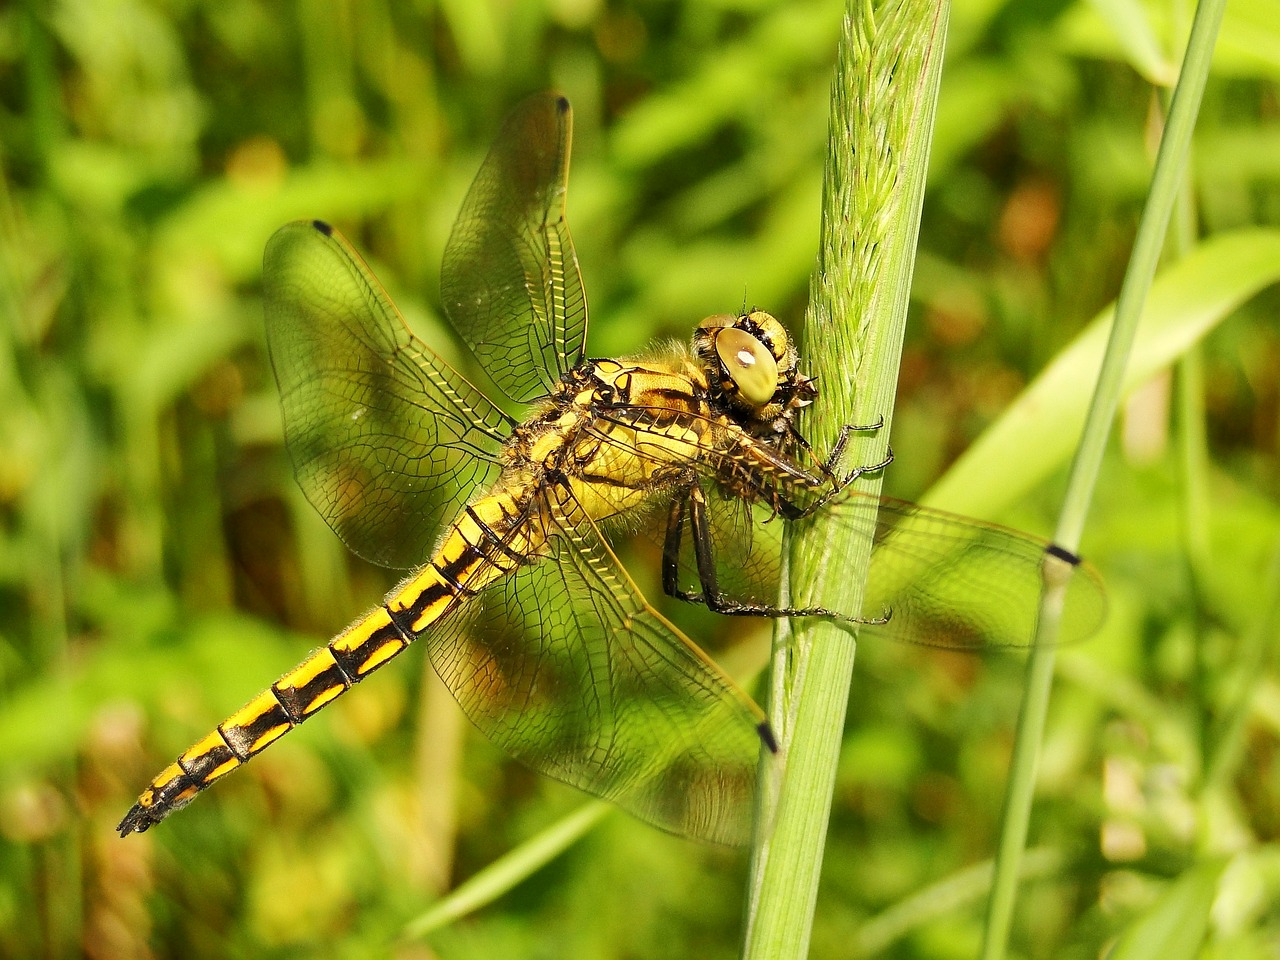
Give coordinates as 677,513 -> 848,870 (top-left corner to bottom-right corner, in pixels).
426,506 -> 767,846
855,494 -> 1107,648
664,477 -> 1107,650
440,93 -> 587,404
263,219 -> 513,570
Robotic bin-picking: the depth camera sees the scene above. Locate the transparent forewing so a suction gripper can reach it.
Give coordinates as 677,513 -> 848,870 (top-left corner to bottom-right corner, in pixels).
440,93 -> 588,404
426,506 -> 765,846
263,220 -> 513,570
676,482 -> 1107,650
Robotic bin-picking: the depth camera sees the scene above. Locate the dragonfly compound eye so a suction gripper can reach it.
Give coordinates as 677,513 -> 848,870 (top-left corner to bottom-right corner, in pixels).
743,311 -> 790,362
716,326 -> 779,407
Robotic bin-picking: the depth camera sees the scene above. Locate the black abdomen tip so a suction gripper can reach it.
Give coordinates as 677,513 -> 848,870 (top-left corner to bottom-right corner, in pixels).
117,804 -> 158,837
312,219 -> 333,236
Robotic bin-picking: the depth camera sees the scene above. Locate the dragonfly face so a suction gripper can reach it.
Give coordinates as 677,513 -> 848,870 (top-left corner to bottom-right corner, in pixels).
119,94 -> 1106,846
693,310 -> 815,427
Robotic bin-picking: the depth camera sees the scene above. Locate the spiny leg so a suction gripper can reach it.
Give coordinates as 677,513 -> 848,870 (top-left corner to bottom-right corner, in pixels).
780,416 -> 894,519
662,480 -> 888,622
822,415 -> 886,479
661,493 -> 697,603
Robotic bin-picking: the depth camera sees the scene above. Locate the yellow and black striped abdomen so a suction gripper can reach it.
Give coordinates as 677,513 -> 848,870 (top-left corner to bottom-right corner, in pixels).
117,493 -> 533,836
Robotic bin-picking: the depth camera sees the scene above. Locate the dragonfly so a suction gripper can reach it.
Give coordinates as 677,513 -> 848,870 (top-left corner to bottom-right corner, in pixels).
118,93 -> 1105,846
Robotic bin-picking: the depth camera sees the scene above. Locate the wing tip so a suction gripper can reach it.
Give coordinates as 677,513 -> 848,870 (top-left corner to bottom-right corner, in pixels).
311,219 -> 334,236
1045,543 -> 1082,566
757,721 -> 778,754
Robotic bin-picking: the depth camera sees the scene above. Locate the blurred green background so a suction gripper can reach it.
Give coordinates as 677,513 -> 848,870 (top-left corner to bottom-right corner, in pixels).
2,0 -> 1279,957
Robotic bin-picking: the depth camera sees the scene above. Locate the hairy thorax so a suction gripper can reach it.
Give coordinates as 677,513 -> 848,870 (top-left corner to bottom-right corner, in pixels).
496,347 -> 719,528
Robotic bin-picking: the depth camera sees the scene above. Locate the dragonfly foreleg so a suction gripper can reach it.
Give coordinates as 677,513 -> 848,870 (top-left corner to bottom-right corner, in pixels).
832,442 -> 893,498
821,415 -> 886,480
780,415 -> 890,505
765,443 -> 893,522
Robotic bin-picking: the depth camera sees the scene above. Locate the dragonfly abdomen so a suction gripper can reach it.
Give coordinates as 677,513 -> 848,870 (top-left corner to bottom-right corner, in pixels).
117,494 -> 536,836
385,493 -> 535,630
115,602 -> 424,836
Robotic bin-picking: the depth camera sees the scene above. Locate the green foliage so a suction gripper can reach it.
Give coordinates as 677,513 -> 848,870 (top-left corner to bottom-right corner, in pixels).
1,0 -> 1278,957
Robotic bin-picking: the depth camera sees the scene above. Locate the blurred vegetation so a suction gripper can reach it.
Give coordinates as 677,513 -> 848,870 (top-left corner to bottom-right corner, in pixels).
1,0 -> 1278,958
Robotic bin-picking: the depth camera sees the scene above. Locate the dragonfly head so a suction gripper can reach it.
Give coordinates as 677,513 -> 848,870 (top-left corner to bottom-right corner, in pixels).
694,311 -> 816,430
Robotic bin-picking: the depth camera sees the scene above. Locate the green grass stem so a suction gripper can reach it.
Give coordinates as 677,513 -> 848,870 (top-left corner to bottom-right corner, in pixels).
741,1 -> 948,955
978,2 -> 1228,957
402,801 -> 611,941
855,847 -> 1064,957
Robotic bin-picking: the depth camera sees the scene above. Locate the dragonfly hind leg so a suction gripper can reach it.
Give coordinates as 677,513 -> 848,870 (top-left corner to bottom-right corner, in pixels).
662,483 -> 885,622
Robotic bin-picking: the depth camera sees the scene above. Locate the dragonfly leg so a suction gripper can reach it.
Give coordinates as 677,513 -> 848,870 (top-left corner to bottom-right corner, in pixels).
661,494 -> 702,604
787,444 -> 894,521
836,442 -> 894,494
663,481 -> 882,621
822,415 -> 886,478
782,416 -> 890,505
764,442 -> 893,523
